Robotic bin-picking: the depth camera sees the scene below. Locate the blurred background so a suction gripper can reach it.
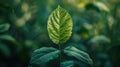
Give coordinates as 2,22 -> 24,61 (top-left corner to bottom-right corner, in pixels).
0,0 -> 120,67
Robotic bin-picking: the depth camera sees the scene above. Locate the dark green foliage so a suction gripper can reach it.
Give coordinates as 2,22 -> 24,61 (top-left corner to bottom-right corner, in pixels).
0,43 -> 11,57
0,23 -> 10,33
30,47 -> 59,64
61,61 -> 74,67
29,47 -> 60,67
64,46 -> 93,66
0,0 -> 120,67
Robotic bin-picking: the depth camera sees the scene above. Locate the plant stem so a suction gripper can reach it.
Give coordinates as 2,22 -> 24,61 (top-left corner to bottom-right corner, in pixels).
59,44 -> 61,67
57,0 -> 61,5
58,0 -> 60,4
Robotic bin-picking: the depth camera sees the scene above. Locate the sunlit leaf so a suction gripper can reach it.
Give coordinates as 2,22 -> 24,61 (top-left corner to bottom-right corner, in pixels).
94,2 -> 110,12
0,23 -> 10,33
61,61 -> 74,67
89,35 -> 110,44
29,47 -> 60,66
64,46 -> 93,66
47,5 -> 73,44
85,2 -> 109,12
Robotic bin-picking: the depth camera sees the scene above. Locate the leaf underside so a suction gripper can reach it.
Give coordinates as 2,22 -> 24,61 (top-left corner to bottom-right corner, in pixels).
64,46 -> 93,66
29,47 -> 60,66
61,61 -> 74,67
47,5 -> 73,45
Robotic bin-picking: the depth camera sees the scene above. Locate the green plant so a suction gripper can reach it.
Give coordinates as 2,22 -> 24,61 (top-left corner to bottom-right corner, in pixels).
28,5 -> 93,67
0,23 -> 19,57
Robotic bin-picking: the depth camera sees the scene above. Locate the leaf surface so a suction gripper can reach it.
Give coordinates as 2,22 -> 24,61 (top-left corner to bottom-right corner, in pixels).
29,47 -> 60,66
64,46 -> 93,65
61,61 -> 74,67
47,5 -> 72,44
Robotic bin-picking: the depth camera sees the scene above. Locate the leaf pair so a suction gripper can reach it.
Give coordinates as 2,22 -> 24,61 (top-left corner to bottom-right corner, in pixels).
29,46 -> 93,67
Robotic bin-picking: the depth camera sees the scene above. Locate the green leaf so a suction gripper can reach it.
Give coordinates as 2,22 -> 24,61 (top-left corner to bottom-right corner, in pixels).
89,35 -> 110,44
29,47 -> 60,66
47,5 -> 73,44
64,46 -> 93,66
0,23 -> 10,33
0,35 -> 15,41
0,43 -> 11,57
0,34 -> 19,44
94,2 -> 109,12
61,61 -> 74,67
